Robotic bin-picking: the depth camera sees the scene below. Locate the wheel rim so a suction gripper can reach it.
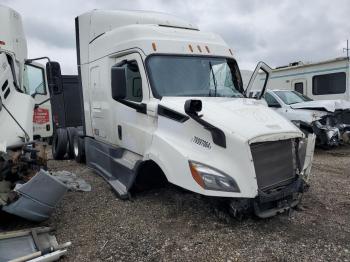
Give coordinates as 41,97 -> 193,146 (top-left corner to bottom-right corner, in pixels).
74,137 -> 79,157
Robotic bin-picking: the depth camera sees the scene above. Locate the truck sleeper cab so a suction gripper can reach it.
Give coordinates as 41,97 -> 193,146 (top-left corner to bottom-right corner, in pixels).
66,10 -> 316,218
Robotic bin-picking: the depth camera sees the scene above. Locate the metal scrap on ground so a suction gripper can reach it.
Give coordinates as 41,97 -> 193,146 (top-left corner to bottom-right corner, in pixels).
51,170 -> 91,192
0,227 -> 71,262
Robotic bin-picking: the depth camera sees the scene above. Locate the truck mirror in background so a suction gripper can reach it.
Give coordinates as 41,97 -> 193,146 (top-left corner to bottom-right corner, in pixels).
111,67 -> 127,100
185,99 -> 202,115
46,61 -> 63,95
244,61 -> 272,100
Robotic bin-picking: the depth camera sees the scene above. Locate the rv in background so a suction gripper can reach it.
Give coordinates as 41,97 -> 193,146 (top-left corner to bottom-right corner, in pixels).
267,57 -> 350,101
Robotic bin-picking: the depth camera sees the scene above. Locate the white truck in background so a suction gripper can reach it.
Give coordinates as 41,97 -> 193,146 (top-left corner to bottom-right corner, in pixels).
265,90 -> 350,147
0,5 -> 54,147
46,9 -> 317,218
0,5 -> 67,223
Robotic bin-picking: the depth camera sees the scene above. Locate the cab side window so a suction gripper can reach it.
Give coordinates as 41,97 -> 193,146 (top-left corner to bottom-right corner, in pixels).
23,64 -> 46,96
121,61 -> 142,102
264,93 -> 281,107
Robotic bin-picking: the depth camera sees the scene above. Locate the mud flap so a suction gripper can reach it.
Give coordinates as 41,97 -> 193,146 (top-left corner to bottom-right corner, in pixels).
2,170 -> 67,222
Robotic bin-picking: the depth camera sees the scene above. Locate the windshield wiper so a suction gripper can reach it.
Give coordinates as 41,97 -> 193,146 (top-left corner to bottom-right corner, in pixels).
209,61 -> 217,97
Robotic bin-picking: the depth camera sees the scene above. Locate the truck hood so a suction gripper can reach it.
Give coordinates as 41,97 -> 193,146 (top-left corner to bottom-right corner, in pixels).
290,100 -> 350,112
159,97 -> 302,142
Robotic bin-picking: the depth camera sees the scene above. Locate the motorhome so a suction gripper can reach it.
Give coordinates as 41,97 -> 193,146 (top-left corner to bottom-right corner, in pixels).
49,9 -> 316,218
268,57 -> 350,101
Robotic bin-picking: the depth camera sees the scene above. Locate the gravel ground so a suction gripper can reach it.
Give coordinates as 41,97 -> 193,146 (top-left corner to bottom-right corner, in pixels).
1,146 -> 350,261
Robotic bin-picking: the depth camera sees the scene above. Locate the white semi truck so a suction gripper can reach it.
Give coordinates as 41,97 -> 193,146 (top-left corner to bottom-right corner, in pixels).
0,5 -> 67,222
48,10 -> 316,218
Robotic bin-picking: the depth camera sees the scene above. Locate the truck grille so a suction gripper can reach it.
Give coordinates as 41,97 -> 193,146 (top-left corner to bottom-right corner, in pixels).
250,139 -> 296,191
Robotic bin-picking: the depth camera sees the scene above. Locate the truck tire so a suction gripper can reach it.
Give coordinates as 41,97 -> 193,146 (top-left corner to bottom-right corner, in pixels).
67,127 -> 77,159
73,134 -> 85,163
52,128 -> 68,160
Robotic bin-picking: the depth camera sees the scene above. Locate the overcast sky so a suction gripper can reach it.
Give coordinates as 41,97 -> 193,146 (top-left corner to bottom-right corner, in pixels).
1,0 -> 349,74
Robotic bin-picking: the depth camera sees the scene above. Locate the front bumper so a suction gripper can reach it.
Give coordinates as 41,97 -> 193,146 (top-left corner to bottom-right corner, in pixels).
253,177 -> 308,218
228,177 -> 309,219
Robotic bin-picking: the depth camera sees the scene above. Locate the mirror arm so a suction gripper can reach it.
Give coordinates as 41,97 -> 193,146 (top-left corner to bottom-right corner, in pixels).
187,112 -> 226,148
34,97 -> 51,109
116,98 -> 147,114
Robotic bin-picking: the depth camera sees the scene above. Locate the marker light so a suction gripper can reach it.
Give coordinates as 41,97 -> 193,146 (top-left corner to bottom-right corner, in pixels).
152,42 -> 157,51
189,161 -> 240,192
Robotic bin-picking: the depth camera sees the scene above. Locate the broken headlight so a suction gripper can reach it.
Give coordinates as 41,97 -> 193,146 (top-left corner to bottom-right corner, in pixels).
189,161 -> 240,192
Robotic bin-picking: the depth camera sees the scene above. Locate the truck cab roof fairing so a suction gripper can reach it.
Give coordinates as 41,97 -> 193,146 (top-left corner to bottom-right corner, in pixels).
87,9 -> 198,42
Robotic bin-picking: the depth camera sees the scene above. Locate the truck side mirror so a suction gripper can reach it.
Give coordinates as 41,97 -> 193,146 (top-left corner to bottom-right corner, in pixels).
111,67 -> 127,100
46,61 -> 63,95
185,99 -> 202,115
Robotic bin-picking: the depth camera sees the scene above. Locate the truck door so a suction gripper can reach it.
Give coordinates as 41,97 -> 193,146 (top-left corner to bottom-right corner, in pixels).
245,62 -> 272,99
292,79 -> 307,95
110,53 -> 154,155
24,62 -> 53,139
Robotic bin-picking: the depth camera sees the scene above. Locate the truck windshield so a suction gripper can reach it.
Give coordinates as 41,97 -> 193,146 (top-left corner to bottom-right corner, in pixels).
274,91 -> 313,105
146,55 -> 244,98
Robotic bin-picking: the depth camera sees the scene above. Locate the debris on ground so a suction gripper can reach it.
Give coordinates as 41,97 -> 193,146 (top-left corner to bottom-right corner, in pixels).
0,143 -> 68,222
2,146 -> 350,261
0,227 -> 71,261
51,170 -> 91,192
2,170 -> 68,222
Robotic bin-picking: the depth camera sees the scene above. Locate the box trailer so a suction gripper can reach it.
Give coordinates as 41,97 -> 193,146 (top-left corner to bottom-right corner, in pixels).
48,10 -> 316,218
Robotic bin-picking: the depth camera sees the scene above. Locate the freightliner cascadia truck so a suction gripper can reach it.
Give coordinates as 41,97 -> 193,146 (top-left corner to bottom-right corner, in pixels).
49,10 -> 316,218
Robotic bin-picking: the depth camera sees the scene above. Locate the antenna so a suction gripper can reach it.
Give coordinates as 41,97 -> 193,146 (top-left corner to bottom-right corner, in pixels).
343,39 -> 349,59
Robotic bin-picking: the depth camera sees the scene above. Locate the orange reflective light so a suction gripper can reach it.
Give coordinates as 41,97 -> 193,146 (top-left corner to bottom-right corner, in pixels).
197,45 -> 202,53
205,46 -> 210,53
189,163 -> 205,188
188,44 -> 193,52
152,42 -> 157,51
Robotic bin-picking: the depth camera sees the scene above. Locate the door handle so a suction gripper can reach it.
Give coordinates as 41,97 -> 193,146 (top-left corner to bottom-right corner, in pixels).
118,125 -> 122,140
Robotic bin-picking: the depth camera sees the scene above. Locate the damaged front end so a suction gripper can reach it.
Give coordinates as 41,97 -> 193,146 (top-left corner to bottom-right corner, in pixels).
0,143 -> 67,222
312,110 -> 350,148
229,133 -> 315,218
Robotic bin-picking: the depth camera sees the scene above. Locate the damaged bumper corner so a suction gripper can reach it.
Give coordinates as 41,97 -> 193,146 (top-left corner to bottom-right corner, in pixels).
2,170 -> 68,222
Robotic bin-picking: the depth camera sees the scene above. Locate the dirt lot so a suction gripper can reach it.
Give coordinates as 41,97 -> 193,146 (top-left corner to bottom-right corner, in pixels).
1,146 -> 350,261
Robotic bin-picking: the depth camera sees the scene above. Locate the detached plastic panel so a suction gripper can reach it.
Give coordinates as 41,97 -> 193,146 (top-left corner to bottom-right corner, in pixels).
3,170 -> 67,222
